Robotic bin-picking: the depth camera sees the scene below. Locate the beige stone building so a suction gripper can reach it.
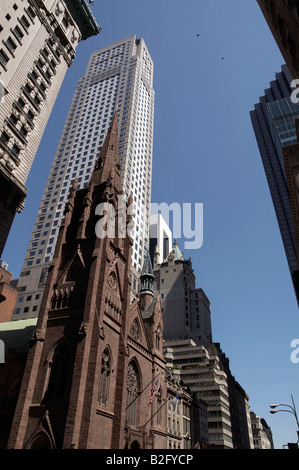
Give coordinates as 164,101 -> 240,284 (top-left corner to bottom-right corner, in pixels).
0,0 -> 100,256
163,338 -> 234,449
166,371 -> 192,450
250,412 -> 273,449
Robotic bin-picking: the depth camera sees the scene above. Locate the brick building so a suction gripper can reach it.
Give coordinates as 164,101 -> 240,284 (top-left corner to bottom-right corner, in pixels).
7,112 -> 169,449
0,262 -> 18,323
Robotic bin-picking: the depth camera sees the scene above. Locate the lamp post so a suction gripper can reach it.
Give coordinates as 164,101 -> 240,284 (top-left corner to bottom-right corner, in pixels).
269,394 -> 299,445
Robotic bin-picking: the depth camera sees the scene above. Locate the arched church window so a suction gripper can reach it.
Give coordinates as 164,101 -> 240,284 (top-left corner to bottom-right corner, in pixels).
125,361 -> 140,426
44,340 -> 71,403
98,348 -> 111,406
30,431 -> 53,449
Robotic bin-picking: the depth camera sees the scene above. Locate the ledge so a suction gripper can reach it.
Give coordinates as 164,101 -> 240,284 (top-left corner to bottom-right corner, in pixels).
65,0 -> 101,40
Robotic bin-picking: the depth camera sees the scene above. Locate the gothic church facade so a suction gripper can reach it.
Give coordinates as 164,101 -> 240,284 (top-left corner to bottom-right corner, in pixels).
7,113 -> 167,449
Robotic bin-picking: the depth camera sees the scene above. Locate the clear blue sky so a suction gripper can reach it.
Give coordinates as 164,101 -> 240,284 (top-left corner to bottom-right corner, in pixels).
2,0 -> 299,449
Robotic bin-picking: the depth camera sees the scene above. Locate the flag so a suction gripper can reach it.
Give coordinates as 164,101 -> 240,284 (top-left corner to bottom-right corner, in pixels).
149,379 -> 159,404
172,392 -> 180,414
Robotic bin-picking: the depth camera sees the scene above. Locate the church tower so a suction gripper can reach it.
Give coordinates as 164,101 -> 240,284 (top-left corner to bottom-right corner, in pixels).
8,113 -> 167,449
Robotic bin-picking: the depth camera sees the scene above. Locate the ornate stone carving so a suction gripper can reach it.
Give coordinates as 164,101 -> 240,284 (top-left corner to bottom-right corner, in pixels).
107,271 -> 117,291
130,318 -> 140,340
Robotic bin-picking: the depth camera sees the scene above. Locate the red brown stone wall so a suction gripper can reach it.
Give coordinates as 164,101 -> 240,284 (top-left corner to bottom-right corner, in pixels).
0,266 -> 18,323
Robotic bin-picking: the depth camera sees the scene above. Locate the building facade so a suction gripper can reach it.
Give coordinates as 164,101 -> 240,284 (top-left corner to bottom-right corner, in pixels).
250,412 -> 273,449
166,372 -> 193,450
257,0 -> 299,79
215,343 -> 254,449
0,0 -> 100,257
283,121 -> 299,278
153,240 -> 212,348
7,113 -> 168,450
0,261 -> 18,323
154,245 -> 253,449
250,65 -> 299,304
168,368 -> 209,450
163,339 -> 234,449
13,34 -> 154,321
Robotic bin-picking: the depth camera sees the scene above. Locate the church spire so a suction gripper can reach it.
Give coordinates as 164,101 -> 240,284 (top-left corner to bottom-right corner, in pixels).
90,110 -> 121,191
140,250 -> 154,297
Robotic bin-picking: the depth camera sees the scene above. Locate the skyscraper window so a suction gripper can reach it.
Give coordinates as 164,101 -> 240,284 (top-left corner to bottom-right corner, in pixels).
14,35 -> 154,319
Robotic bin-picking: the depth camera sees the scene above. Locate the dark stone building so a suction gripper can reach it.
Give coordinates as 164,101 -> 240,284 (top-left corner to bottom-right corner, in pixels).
6,113 -> 168,449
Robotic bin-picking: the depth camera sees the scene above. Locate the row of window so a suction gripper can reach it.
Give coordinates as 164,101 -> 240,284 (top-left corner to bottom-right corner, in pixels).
0,6 -> 62,168
14,305 -> 38,315
0,5 -> 36,68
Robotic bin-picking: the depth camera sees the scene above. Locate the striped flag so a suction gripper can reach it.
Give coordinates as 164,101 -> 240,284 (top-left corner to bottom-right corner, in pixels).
149,379 -> 159,404
172,392 -> 180,414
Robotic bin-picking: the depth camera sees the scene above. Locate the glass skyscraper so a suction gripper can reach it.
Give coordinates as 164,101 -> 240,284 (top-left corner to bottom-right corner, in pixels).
250,64 -> 299,304
14,35 -> 154,319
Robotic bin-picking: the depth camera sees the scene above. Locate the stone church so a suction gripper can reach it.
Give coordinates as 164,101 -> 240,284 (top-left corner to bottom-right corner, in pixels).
7,112 -> 168,449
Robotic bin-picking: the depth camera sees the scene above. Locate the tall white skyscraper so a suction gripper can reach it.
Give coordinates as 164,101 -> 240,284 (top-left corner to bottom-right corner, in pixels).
14,35 -> 154,319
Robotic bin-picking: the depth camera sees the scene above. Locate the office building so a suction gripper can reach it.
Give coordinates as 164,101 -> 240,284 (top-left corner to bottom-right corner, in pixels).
163,339 -> 234,449
166,371 -> 193,450
283,121 -> 299,279
250,65 -> 299,304
14,34 -> 154,320
250,412 -> 273,449
215,343 -> 254,449
153,239 -> 212,348
168,367 -> 209,449
0,0 -> 100,257
257,0 -> 299,79
155,243 -> 253,448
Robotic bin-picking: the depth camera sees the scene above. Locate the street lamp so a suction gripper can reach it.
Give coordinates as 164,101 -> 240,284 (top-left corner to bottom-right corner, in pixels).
269,394 -> 299,445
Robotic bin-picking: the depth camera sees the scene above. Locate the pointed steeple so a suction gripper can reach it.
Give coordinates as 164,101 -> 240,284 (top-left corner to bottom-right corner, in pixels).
90,110 -> 121,191
170,238 -> 184,261
140,250 -> 154,296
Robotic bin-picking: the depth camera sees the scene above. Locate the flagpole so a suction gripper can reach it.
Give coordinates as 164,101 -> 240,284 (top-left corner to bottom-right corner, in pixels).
142,397 -> 171,428
125,372 -> 160,411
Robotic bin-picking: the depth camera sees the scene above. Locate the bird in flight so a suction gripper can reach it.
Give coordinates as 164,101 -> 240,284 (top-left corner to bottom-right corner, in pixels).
196,33 -> 200,37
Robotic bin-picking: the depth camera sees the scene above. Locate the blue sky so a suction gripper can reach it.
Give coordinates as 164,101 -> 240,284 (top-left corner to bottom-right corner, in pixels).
2,0 -> 299,449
